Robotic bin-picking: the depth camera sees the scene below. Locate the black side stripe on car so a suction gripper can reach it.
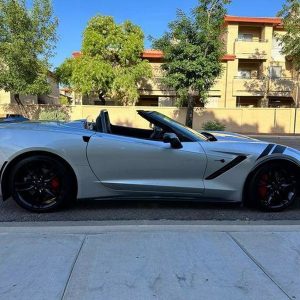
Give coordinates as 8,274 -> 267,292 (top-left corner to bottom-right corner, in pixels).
256,144 -> 275,160
206,155 -> 247,180
272,145 -> 286,154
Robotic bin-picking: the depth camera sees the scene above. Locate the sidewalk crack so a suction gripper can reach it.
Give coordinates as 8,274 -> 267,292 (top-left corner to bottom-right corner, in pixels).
227,232 -> 293,300
60,235 -> 87,300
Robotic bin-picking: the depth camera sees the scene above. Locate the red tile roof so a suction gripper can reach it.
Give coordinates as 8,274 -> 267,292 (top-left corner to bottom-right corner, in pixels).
221,54 -> 236,62
224,15 -> 282,26
142,50 -> 164,59
72,51 -> 236,61
72,51 -> 82,58
142,51 -> 236,61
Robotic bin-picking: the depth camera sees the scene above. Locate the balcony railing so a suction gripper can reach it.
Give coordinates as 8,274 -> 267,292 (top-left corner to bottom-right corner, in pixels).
233,77 -> 295,97
234,40 -> 269,59
234,75 -> 260,80
235,38 -> 268,43
234,76 -> 294,80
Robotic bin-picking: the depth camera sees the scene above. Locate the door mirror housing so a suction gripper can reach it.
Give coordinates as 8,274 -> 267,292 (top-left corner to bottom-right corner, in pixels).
163,133 -> 183,149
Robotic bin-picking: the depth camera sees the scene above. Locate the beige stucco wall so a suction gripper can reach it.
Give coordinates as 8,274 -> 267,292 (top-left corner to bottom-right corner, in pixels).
1,104 -> 299,134
0,90 -> 11,104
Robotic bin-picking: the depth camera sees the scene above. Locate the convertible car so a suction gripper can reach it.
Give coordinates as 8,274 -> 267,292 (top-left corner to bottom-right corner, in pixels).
0,110 -> 299,212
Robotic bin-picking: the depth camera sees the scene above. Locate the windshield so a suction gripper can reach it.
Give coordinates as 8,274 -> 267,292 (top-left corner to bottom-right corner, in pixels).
152,112 -> 208,141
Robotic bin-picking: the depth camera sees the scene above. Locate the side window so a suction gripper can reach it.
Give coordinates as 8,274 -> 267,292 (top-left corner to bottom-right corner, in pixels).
269,66 -> 282,79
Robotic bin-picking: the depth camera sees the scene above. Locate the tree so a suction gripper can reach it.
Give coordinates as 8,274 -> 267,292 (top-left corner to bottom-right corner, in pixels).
56,16 -> 152,105
153,0 -> 230,128
0,0 -> 58,109
277,0 -> 300,71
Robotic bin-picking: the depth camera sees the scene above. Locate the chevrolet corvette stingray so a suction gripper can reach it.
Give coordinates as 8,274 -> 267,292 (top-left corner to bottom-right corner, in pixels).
0,110 -> 299,212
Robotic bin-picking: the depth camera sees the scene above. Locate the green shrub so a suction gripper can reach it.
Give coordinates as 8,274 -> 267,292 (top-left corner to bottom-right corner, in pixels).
202,120 -> 226,131
59,95 -> 70,105
39,109 -> 69,121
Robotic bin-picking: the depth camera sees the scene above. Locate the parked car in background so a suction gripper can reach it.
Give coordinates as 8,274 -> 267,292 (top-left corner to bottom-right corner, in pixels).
0,114 -> 29,123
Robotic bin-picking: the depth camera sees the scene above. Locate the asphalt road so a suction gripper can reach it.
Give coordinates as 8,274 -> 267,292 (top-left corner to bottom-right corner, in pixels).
1,135 -> 300,222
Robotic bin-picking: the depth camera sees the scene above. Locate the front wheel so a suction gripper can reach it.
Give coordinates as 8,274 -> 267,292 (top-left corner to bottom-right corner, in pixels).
9,155 -> 76,212
248,162 -> 298,212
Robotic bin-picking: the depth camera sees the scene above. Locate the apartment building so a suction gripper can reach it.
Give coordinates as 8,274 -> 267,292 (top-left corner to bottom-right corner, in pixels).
139,16 -> 299,108
0,72 -> 60,105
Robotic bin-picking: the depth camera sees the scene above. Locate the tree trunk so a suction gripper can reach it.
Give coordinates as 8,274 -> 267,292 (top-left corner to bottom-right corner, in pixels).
260,95 -> 269,108
14,93 -> 23,106
185,94 -> 194,128
14,93 -> 28,117
260,78 -> 269,108
98,92 -> 106,105
296,72 -> 300,108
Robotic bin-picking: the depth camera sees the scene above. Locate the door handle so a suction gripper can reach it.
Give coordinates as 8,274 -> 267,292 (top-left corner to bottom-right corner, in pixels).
215,159 -> 225,163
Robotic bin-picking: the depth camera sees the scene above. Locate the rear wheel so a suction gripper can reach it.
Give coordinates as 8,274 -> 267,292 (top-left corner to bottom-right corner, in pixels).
248,162 -> 298,212
9,155 -> 76,212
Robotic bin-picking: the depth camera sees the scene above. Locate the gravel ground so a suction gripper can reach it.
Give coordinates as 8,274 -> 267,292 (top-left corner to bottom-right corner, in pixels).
1,135 -> 300,222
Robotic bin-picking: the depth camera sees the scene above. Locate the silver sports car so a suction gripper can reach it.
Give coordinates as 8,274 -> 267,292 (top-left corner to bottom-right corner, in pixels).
0,110 -> 299,212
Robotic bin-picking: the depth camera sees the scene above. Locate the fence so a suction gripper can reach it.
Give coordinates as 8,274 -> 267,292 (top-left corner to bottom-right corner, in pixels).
1,104 -> 300,134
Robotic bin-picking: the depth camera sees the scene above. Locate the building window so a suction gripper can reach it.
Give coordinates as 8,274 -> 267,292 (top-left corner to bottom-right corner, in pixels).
269,66 -> 282,79
137,96 -> 159,106
238,70 -> 251,79
238,33 -> 253,41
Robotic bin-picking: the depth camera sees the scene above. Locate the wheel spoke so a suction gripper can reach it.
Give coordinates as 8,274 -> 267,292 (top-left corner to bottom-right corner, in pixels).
43,188 -> 56,198
13,159 -> 62,209
15,182 -> 35,192
257,166 -> 297,210
44,174 -> 57,183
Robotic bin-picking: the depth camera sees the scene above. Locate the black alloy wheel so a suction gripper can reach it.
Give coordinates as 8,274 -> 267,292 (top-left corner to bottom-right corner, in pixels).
9,155 -> 76,212
249,162 -> 298,212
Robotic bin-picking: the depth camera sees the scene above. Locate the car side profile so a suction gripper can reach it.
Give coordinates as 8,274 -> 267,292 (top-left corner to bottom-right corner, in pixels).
0,110 -> 299,212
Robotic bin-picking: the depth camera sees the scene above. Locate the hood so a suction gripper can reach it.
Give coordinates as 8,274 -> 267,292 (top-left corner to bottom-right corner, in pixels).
201,131 -> 258,142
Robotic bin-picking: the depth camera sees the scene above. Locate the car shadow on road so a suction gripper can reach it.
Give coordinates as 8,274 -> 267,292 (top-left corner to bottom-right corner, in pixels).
0,197 -> 300,222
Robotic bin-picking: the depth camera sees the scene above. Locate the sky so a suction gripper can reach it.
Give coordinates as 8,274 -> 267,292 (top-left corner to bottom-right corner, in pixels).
50,0 -> 286,69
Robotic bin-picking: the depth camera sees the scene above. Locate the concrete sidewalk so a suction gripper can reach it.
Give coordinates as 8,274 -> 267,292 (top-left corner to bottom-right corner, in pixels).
0,223 -> 299,300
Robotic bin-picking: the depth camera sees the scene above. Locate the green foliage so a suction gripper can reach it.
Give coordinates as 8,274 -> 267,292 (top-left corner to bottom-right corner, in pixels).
56,16 -> 152,105
0,0 -> 58,100
55,58 -> 74,87
277,0 -> 300,71
39,109 -> 69,121
59,95 -> 70,105
152,0 -> 230,127
202,120 -> 226,131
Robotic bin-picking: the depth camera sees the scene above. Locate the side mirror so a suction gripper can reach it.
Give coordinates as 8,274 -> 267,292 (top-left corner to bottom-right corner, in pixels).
163,133 -> 183,149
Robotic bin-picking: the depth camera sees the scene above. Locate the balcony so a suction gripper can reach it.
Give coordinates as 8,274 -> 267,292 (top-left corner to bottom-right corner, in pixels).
269,78 -> 296,97
138,77 -> 176,97
209,79 -> 222,96
233,76 -> 295,97
234,39 -> 269,59
233,77 -> 265,96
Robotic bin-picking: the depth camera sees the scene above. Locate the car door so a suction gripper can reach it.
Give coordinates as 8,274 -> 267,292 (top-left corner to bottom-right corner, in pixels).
87,133 -> 207,195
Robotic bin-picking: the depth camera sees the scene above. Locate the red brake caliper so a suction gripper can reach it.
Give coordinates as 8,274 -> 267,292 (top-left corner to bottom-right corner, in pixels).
258,174 -> 268,198
50,178 -> 60,191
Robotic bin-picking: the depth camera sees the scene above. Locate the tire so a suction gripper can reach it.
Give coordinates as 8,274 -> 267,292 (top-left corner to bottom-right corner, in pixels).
248,162 -> 298,212
9,155 -> 76,212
